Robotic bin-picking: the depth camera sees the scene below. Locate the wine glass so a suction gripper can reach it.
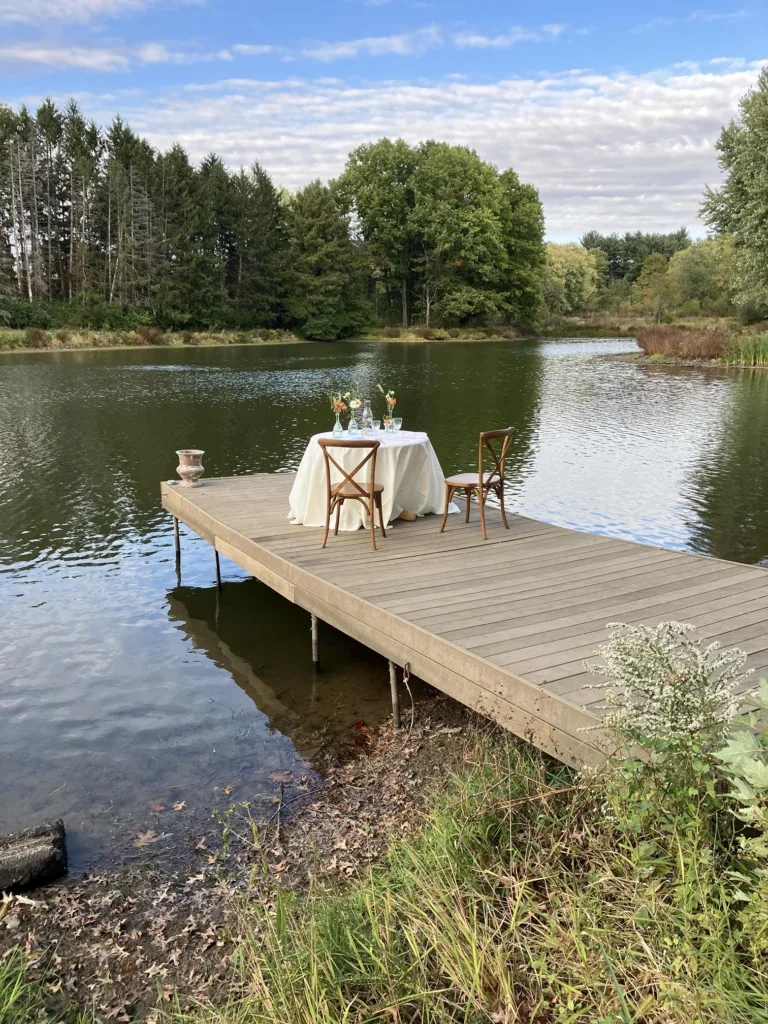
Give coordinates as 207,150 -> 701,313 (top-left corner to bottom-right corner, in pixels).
393,417 -> 403,433
372,419 -> 381,433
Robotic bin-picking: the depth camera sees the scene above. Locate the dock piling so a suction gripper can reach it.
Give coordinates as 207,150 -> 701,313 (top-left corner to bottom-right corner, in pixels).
389,660 -> 401,729
311,613 -> 320,667
214,550 -> 222,590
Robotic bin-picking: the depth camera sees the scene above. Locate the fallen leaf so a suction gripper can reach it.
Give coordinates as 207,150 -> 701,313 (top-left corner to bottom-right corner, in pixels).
150,804 -> 166,813
134,831 -> 160,848
268,772 -> 292,784
220,785 -> 235,796
173,801 -> 186,812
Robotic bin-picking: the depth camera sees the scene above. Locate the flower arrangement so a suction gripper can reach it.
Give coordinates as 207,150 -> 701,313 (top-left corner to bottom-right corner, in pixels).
377,384 -> 396,425
329,392 -> 348,415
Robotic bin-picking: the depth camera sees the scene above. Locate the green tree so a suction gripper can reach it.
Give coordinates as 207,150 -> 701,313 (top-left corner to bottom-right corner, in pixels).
581,228 -> 691,282
702,67 -> 768,319
335,139 -> 419,326
497,170 -> 545,324
284,181 -> 371,340
668,237 -> 734,312
633,252 -> 675,321
230,162 -> 286,326
542,243 -> 598,315
409,141 -> 507,325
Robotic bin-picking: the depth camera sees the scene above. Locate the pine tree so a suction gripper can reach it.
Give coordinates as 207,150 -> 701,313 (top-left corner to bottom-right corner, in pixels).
285,181 -> 371,339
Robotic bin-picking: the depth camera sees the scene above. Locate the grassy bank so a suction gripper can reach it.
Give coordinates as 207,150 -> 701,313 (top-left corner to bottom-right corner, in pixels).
0,326 -> 304,353
0,317 -> 741,353
636,324 -> 768,366
0,325 -> 528,353
4,631 -> 768,1023
178,727 -> 767,1024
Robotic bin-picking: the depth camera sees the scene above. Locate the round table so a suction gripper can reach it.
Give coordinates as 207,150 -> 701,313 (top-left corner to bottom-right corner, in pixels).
288,430 -> 457,531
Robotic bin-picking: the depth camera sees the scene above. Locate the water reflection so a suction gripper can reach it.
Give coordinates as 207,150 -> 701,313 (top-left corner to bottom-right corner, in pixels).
2,338 -> 768,868
166,580 -> 411,761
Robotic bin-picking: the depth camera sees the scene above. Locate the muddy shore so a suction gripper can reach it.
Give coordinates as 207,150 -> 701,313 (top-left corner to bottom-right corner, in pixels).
0,696 -> 485,1022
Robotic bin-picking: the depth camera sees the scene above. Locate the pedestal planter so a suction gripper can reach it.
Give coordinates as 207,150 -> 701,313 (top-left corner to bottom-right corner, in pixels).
176,449 -> 205,487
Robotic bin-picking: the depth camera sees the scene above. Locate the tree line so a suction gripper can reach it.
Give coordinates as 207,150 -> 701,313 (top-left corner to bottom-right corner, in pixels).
541,233 -> 737,322
0,101 -> 545,338
2,69 -> 767,338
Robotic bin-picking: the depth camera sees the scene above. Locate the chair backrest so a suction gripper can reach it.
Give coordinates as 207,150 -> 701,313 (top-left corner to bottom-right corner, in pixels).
318,438 -> 380,502
478,427 -> 516,484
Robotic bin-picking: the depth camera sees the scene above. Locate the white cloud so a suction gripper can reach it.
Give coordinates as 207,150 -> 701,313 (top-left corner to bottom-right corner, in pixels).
1,39 -> 232,69
67,60 -> 765,238
135,42 -> 230,64
232,44 -> 278,56
635,7 -> 753,30
301,25 -> 442,61
0,0 -> 191,23
455,23 -> 575,47
0,44 -> 130,70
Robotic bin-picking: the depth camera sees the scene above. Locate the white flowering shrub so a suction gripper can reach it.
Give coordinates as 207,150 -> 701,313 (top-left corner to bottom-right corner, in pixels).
586,621 -> 749,752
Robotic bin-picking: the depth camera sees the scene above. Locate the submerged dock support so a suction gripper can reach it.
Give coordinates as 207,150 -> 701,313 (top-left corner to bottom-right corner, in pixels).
389,660 -> 401,729
173,516 -> 180,559
214,550 -> 222,590
311,613 -> 320,667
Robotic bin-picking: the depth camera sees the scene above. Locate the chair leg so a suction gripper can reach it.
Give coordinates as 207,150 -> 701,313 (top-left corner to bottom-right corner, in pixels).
465,488 -> 472,522
376,493 -> 387,538
479,489 -> 488,541
334,499 -> 342,536
439,484 -> 452,533
322,500 -> 332,548
369,498 -> 377,551
499,482 -> 509,530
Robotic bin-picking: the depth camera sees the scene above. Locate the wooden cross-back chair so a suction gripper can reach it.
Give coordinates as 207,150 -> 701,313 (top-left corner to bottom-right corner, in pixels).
317,438 -> 387,551
440,427 -> 516,540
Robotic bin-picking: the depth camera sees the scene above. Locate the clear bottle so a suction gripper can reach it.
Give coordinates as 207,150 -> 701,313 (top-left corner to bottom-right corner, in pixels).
360,399 -> 374,436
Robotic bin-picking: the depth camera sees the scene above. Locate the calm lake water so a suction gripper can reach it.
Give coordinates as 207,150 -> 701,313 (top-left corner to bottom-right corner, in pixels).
2,337 -> 768,871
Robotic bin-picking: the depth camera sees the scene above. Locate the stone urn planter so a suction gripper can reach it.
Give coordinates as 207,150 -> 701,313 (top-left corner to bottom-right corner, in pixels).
176,449 -> 205,487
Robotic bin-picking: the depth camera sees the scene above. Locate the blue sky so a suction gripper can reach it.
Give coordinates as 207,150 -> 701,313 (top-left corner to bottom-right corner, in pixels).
2,1 -> 767,238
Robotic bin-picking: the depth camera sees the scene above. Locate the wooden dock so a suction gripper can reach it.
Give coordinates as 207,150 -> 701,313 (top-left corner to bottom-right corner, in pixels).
161,473 -> 768,768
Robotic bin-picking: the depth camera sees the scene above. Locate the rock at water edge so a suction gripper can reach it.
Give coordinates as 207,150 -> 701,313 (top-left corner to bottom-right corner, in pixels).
0,820 -> 67,892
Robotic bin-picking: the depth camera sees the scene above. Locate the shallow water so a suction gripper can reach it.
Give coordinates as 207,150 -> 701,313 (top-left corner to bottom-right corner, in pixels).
2,338 -> 768,870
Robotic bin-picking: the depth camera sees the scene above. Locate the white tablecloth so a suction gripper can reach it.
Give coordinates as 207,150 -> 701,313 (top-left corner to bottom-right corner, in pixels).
289,430 -> 456,530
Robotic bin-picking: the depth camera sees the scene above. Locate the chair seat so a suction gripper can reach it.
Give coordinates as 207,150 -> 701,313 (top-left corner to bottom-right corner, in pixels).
335,481 -> 385,497
445,472 -> 497,487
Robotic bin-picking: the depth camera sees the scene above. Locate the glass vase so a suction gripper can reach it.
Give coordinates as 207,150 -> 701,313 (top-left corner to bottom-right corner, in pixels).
333,412 -> 343,438
348,413 -> 360,437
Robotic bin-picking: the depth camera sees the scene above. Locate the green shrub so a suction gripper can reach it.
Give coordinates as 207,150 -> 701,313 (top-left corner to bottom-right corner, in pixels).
256,328 -> 269,341
448,327 -> 461,338
737,297 -> 768,325
380,325 -> 401,338
412,325 -> 435,339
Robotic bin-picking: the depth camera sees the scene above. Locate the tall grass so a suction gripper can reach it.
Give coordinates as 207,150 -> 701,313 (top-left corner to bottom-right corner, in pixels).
0,949 -> 46,1023
181,735 -> 768,1024
636,324 -> 732,359
724,333 -> 768,366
